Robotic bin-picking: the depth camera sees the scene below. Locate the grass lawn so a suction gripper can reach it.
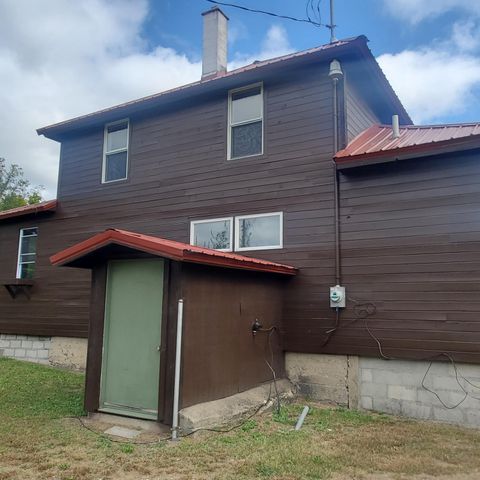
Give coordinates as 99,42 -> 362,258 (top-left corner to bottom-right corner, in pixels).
1,358 -> 480,480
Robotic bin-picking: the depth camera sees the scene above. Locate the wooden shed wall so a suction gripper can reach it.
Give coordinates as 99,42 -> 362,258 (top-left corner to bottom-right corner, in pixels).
180,264 -> 286,408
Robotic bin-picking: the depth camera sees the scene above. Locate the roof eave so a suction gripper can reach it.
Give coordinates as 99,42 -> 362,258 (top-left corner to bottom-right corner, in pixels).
336,138 -> 480,170
50,230 -> 297,276
0,200 -> 58,223
37,36 -> 393,142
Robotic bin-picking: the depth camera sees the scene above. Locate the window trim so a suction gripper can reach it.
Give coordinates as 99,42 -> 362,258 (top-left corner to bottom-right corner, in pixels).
227,82 -> 264,161
235,211 -> 283,252
190,217 -> 234,252
16,227 -> 38,279
102,118 -> 130,184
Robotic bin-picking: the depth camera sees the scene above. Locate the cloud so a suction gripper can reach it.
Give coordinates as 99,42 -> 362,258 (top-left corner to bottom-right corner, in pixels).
451,20 -> 480,52
0,2 -> 292,199
378,47 -> 480,123
228,25 -> 293,70
376,5 -> 480,124
381,0 -> 480,24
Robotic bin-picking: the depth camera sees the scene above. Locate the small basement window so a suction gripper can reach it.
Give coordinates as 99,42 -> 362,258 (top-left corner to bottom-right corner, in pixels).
228,84 -> 263,160
190,217 -> 233,251
16,227 -> 38,279
235,212 -> 283,251
103,120 -> 129,183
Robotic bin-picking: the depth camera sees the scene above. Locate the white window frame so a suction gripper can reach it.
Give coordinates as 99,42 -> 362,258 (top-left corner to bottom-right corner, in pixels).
227,82 -> 264,160
102,119 -> 129,184
16,227 -> 38,279
235,212 -> 283,252
190,217 -> 234,252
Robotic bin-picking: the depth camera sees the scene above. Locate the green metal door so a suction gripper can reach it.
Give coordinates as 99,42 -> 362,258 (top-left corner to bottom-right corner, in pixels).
100,259 -> 164,420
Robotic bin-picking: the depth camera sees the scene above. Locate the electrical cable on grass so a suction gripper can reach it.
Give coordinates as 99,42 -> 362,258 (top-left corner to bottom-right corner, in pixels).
70,323 -> 281,443
70,388 -> 276,445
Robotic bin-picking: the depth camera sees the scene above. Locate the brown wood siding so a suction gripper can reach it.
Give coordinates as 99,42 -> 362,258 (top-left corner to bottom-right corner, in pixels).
180,263 -> 285,409
284,149 -> 480,364
0,213 -> 91,337
0,62 -> 339,340
345,80 -> 380,142
2,56 -> 478,367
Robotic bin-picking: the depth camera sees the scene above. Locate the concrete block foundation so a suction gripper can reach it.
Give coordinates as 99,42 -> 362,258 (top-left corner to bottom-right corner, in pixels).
285,353 -> 359,408
0,333 -> 87,370
286,352 -> 480,428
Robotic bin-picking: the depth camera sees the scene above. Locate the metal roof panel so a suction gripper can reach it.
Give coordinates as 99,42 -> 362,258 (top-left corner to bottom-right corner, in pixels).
50,228 -> 297,275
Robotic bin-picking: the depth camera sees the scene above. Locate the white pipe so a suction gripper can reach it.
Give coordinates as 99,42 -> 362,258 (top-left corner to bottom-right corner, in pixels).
294,406 -> 310,431
171,298 -> 184,441
392,114 -> 400,139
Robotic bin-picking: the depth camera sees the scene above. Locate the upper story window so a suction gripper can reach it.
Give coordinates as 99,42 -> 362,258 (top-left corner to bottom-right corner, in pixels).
190,217 -> 233,252
103,120 -> 129,183
228,84 -> 263,160
235,212 -> 283,251
16,227 -> 38,279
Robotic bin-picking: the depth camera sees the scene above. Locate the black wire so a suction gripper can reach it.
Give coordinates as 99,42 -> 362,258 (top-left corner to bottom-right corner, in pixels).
306,0 -> 322,25
206,0 -> 325,27
421,354 -> 468,409
254,325 -> 281,414
69,383 -> 276,444
316,0 -> 322,24
345,294 -> 480,408
266,327 -> 281,414
71,416 -> 171,444
71,323 -> 282,443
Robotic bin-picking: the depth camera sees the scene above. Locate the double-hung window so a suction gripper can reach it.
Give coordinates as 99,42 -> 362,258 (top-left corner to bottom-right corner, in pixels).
16,227 -> 38,279
190,217 -> 233,251
103,120 -> 129,183
228,84 -> 263,160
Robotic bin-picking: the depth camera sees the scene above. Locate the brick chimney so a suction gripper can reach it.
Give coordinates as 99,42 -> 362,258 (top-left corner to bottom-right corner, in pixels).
201,6 -> 229,79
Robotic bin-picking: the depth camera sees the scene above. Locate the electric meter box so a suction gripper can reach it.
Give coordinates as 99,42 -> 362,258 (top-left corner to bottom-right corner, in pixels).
330,285 -> 346,308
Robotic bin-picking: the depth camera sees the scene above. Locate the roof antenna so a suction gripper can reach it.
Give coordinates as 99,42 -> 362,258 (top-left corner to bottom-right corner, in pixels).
328,0 -> 337,43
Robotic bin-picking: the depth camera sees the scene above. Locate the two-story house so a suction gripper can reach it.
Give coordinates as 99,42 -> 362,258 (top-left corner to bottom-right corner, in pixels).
1,8 -> 480,429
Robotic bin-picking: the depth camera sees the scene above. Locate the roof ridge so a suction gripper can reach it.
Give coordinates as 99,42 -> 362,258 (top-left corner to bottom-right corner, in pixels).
39,35 -> 412,141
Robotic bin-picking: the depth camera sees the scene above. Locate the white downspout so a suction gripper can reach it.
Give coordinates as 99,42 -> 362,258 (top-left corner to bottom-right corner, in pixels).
171,298 -> 184,441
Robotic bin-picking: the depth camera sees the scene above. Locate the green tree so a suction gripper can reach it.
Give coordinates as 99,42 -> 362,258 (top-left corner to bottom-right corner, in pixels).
0,158 -> 43,211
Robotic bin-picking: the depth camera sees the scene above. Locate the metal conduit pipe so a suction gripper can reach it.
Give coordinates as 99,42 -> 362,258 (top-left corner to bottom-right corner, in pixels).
329,59 -> 344,343
171,298 -> 184,441
329,59 -> 343,287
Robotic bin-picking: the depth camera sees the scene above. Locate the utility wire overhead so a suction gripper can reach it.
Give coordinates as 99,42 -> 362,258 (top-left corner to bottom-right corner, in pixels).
205,0 -> 325,28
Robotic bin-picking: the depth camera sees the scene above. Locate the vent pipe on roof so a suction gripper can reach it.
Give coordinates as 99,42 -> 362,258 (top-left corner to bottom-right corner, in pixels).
201,6 -> 229,79
392,114 -> 400,139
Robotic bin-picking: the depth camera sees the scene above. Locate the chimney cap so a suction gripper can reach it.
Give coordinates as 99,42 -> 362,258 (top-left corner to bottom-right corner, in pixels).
201,5 -> 229,20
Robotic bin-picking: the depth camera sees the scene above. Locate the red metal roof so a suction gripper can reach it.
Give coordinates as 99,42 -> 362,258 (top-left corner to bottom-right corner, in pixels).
335,123 -> 480,168
37,36 -> 411,141
0,199 -> 57,222
50,228 -> 297,276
